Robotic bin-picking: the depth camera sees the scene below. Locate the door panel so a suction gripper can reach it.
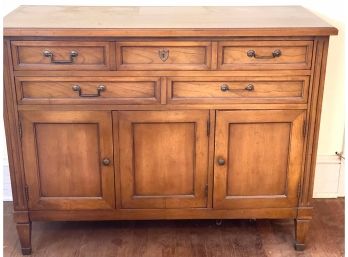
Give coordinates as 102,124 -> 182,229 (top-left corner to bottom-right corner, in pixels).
35,123 -> 102,197
227,123 -> 290,197
214,110 -> 305,209
21,111 -> 115,210
133,123 -> 195,196
116,110 -> 209,209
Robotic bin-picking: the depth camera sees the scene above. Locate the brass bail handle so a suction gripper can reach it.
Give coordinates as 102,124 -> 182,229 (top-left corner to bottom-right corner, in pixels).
220,84 -> 254,92
43,50 -> 78,64
72,84 -> 106,97
247,49 -> 281,59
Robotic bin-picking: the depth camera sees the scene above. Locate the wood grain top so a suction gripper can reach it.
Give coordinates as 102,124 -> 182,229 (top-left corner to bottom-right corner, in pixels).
4,6 -> 338,37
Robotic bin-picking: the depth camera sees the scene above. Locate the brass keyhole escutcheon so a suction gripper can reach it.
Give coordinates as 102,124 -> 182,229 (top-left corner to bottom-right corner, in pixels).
159,49 -> 169,62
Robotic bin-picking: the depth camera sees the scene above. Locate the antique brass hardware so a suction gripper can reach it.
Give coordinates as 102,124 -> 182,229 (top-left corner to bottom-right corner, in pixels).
221,84 -> 254,92
102,158 -> 111,166
43,50 -> 78,64
159,49 -> 169,62
247,49 -> 281,59
217,158 -> 225,166
245,84 -> 254,91
220,84 -> 230,92
72,84 -> 106,97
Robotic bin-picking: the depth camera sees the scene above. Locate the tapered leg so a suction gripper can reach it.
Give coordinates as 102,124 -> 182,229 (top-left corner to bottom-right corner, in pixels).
16,222 -> 32,255
294,219 -> 310,251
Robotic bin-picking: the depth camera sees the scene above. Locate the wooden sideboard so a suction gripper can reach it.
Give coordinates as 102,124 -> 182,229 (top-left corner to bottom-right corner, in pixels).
4,6 -> 338,255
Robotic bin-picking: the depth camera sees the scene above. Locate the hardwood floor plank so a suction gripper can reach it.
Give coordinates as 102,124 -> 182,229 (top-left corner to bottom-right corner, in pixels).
3,199 -> 344,257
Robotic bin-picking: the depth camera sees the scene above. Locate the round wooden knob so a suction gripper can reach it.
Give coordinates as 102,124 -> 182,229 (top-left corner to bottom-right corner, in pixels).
218,158 -> 225,166
102,158 -> 111,166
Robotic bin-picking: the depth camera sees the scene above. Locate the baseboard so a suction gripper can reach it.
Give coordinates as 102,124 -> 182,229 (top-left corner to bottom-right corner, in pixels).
2,155 -> 345,201
3,161 -> 13,201
313,155 -> 344,198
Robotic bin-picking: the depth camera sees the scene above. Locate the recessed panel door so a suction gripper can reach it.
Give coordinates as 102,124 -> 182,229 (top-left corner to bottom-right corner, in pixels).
214,110 -> 305,209
116,110 -> 209,209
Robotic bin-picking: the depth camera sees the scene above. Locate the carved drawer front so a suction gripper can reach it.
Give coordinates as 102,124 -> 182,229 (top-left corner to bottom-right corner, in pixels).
15,77 -> 161,104
218,41 -> 313,70
116,41 -> 212,70
11,41 -> 114,70
167,76 -> 309,104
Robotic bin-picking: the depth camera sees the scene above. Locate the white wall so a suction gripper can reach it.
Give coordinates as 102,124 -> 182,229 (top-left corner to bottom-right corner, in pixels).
1,0 -> 346,200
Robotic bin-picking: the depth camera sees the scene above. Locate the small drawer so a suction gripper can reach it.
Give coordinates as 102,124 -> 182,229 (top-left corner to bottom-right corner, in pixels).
218,41 -> 313,70
11,41 -> 114,70
116,41 -> 211,70
16,77 -> 161,104
167,76 -> 309,104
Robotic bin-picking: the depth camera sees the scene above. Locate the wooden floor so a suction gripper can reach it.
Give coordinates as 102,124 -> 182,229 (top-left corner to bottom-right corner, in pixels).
3,199 -> 344,257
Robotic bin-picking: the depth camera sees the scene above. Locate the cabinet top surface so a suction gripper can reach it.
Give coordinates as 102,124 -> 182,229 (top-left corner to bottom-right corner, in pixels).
4,6 -> 338,37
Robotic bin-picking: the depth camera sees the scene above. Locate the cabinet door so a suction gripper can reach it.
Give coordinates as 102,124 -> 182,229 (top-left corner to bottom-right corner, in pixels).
214,110 -> 305,209
21,111 -> 115,210
116,110 -> 209,209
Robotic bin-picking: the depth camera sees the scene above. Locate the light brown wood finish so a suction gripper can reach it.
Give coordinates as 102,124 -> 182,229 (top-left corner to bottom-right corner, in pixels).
116,110 -> 209,209
116,41 -> 211,70
15,76 -> 161,105
218,41 -> 313,70
4,39 -> 28,210
4,38 -> 33,255
11,41 -> 114,70
214,110 -> 305,209
3,5 -> 337,255
20,111 -> 115,210
15,223 -> 32,255
4,6 -> 338,37
13,69 -> 313,77
300,38 -> 330,207
167,76 -> 309,104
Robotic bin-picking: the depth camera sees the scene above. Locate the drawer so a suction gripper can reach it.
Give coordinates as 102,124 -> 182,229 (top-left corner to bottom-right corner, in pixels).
218,41 -> 313,70
167,76 -> 309,104
116,41 -> 211,70
11,41 -> 114,70
15,77 -> 161,104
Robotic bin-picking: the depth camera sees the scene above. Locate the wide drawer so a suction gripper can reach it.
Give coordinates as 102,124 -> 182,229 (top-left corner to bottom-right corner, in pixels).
15,77 -> 161,104
116,41 -> 211,70
167,76 -> 309,104
218,41 -> 313,70
11,41 -> 114,70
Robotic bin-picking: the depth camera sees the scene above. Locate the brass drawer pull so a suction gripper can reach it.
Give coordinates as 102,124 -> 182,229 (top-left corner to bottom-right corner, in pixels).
43,50 -> 78,64
247,49 -> 281,59
220,84 -> 255,92
159,49 -> 169,62
72,84 -> 106,97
